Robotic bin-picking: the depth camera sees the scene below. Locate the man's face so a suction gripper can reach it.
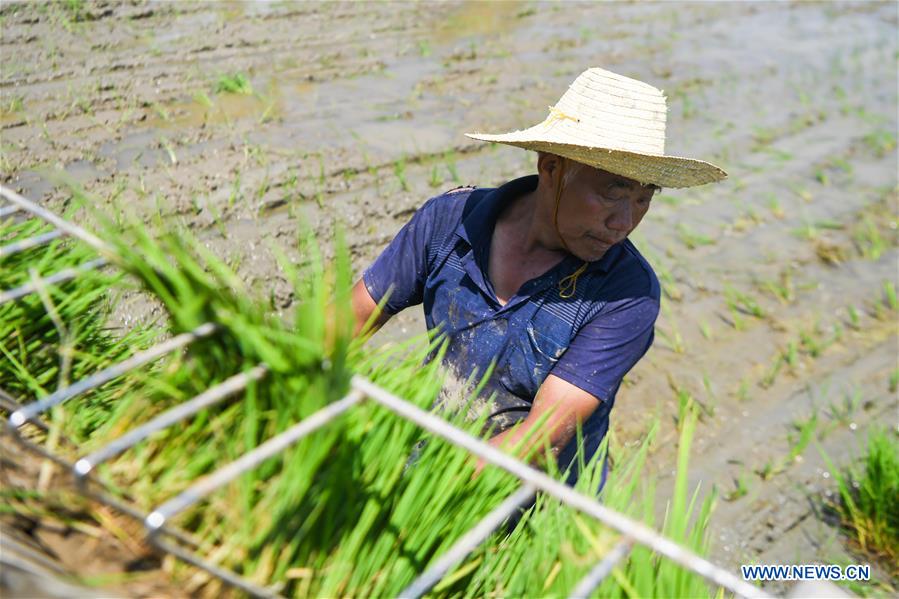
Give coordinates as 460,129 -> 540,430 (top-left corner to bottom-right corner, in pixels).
555,166 -> 656,262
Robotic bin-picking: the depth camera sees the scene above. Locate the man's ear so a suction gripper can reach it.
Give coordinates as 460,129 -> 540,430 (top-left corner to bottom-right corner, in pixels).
537,152 -> 563,188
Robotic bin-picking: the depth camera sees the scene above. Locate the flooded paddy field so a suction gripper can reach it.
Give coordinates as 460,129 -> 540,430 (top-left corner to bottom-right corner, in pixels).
2,1 -> 897,595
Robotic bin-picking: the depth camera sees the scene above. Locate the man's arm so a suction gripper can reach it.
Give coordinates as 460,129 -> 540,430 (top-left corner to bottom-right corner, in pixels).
482,291 -> 659,472
485,374 -> 600,467
351,278 -> 391,337
352,194 -> 448,338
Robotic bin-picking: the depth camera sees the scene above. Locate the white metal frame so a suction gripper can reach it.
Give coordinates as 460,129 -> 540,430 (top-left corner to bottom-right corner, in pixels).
1,185 -> 769,599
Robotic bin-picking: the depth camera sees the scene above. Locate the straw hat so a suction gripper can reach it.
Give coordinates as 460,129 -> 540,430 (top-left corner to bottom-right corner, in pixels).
465,67 -> 726,188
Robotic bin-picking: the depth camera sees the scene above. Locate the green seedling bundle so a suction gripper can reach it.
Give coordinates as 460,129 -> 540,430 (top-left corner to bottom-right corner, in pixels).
1,215 -> 156,442
1,211 -> 721,598
821,428 -> 899,578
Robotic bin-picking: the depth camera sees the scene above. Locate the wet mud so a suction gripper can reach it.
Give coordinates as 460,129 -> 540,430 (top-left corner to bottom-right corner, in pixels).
2,1 -> 897,595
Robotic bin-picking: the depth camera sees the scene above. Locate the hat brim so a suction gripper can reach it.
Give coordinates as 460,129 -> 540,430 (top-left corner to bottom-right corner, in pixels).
465,132 -> 726,189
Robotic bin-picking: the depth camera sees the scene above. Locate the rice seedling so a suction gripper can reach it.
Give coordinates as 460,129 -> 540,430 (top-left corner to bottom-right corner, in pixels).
1,93 -> 25,115
889,368 -> 899,394
255,174 -> 271,205
760,352 -> 784,389
673,90 -> 696,120
444,150 -> 460,184
882,281 -> 898,311
751,125 -> 777,149
862,129 -> 897,158
735,377 -> 751,402
394,156 -> 409,192
818,428 -> 899,573
201,202 -> 226,238
655,194 -> 681,207
227,170 -> 242,209
214,72 -> 253,96
259,101 -> 277,124
159,136 -> 177,166
453,412 -> 718,599
766,194 -> 785,219
657,323 -> 685,355
789,183 -> 813,203
830,322 -> 844,344
53,0 -> 87,30
787,410 -> 818,463
0,144 -> 15,173
667,378 -> 713,427
193,91 -> 214,109
74,94 -> 94,117
428,164 -> 442,188
798,323 -> 832,359
701,373 -> 717,410
827,388 -> 862,427
791,218 -> 842,241
633,242 -> 681,301
2,187 -> 732,598
872,281 -> 897,321
724,285 -> 766,319
150,101 -> 171,122
656,301 -> 686,355
783,339 -> 800,369
727,306 -> 746,332
0,219 -> 157,442
729,206 -> 763,233
674,386 -> 696,431
831,157 -> 854,178
851,216 -> 886,260
829,556 -> 897,598
757,268 -> 795,304
724,473 -> 750,502
846,305 -> 861,330
764,147 -> 793,163
675,223 -> 714,249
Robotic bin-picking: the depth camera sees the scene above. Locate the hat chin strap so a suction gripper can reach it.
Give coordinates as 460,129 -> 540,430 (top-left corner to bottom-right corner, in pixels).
553,159 -> 588,299
552,159 -> 572,255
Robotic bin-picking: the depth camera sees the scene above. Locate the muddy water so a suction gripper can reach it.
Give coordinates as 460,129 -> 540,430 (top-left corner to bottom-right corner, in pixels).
2,0 -> 897,595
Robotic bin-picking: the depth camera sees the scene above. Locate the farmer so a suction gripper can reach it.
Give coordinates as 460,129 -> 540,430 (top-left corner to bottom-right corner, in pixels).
350,67 -> 726,486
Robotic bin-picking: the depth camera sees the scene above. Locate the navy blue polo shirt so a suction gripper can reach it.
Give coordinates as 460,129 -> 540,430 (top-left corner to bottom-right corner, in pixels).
363,175 -> 660,483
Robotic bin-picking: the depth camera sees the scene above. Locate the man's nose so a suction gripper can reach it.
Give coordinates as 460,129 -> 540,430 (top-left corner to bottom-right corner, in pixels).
606,200 -> 633,232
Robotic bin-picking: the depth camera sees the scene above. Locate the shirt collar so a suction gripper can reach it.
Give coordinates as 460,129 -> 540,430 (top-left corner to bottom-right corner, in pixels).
455,175 -> 538,250
454,174 -> 621,275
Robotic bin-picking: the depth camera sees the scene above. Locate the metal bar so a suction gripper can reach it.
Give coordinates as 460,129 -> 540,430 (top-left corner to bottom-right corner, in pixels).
401,484 -> 537,599
0,185 -> 112,255
0,257 -> 108,305
0,204 -> 22,218
145,389 -> 365,532
351,376 -> 769,599
0,388 -> 50,432
0,229 -> 64,258
75,365 -> 268,480
8,323 -> 217,428
3,428 -> 199,548
568,537 -> 634,599
0,526 -> 75,577
150,535 -> 283,599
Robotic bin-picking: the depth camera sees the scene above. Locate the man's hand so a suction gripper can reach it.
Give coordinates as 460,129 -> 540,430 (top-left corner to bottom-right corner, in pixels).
477,374 -> 600,473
